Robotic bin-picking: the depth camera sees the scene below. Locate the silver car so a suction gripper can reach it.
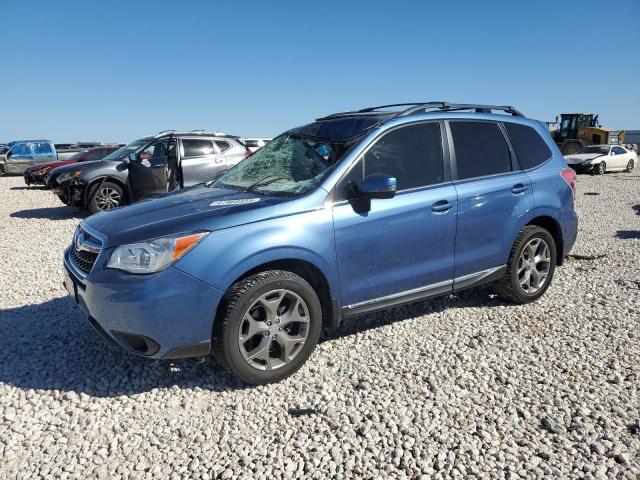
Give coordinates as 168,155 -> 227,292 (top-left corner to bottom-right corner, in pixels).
0,140 -> 56,174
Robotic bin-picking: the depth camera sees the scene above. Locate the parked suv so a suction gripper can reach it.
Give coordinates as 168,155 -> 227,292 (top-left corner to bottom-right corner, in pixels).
63,102 -> 578,384
49,131 -> 248,213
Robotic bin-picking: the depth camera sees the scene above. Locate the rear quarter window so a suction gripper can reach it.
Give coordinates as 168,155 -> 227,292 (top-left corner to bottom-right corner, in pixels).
504,123 -> 552,170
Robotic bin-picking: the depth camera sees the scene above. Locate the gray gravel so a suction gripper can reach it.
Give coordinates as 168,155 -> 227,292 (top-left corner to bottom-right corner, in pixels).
1,172 -> 639,479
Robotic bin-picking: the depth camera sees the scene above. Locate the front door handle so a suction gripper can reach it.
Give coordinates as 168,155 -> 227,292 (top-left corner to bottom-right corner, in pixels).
511,183 -> 528,194
431,200 -> 454,212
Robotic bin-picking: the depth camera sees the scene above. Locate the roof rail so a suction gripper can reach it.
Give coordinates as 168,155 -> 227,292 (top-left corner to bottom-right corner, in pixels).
317,102 -> 523,120
155,129 -> 175,137
398,102 -> 524,117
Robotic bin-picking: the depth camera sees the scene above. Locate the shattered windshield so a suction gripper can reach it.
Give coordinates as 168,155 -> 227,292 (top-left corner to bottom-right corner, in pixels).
215,134 -> 344,196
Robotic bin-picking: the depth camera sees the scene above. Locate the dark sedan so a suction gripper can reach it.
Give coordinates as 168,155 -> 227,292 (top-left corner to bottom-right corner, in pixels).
23,146 -> 118,186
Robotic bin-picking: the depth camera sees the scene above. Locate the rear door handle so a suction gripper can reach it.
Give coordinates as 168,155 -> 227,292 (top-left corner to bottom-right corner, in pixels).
431,200 -> 454,212
511,183 -> 528,194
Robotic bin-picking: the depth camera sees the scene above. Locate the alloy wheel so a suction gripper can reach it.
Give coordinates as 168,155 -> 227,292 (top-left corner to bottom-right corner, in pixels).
627,160 -> 634,172
95,187 -> 121,210
517,238 -> 551,294
598,162 -> 606,175
238,289 -> 310,370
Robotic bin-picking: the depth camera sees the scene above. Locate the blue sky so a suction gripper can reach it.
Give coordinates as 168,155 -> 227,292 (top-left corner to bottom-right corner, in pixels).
1,0 -> 638,143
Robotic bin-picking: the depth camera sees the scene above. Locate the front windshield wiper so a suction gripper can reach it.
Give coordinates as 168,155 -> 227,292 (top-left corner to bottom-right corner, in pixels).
245,176 -> 290,194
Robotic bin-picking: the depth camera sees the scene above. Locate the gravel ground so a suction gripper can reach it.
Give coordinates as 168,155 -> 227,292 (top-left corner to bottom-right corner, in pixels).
0,172 -> 638,479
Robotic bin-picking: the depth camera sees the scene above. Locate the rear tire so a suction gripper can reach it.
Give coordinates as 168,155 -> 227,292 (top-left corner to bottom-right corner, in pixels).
493,226 -> 557,304
88,181 -> 124,214
212,270 -> 322,385
625,159 -> 634,173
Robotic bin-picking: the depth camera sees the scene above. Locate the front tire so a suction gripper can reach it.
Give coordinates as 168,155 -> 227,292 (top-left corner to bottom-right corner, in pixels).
88,181 -> 124,214
593,162 -> 606,175
212,270 -> 322,385
493,226 -> 557,304
625,159 -> 634,173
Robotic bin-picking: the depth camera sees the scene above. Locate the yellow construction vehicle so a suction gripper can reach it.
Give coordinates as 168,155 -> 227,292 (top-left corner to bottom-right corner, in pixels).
551,113 -> 620,155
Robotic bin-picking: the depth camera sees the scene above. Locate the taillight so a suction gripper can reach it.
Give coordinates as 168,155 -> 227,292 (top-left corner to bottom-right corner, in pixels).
561,167 -> 576,200
244,150 -> 252,158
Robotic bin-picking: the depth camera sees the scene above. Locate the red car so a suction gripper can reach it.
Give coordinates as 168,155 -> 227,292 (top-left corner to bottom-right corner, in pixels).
23,146 -> 119,186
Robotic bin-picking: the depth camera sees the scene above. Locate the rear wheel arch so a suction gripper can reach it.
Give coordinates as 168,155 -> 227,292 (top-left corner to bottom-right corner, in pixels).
526,216 -> 563,265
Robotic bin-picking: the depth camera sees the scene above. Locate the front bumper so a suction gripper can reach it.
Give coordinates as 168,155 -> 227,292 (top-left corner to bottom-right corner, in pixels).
63,247 -> 224,359
567,162 -> 593,174
24,170 -> 46,186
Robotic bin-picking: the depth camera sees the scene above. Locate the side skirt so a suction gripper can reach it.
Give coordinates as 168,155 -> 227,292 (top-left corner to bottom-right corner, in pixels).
341,265 -> 506,319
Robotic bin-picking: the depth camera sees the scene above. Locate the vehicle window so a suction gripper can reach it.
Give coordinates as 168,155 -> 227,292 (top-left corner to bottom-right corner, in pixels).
612,146 -> 625,155
140,140 -> 169,160
84,150 -> 109,161
450,122 -> 512,180
244,140 -> 259,148
11,143 -> 32,156
182,139 -> 215,157
214,140 -> 231,152
32,142 -> 53,155
215,134 -> 337,196
504,123 -> 552,170
580,145 -> 609,155
363,123 -> 444,190
336,159 -> 363,200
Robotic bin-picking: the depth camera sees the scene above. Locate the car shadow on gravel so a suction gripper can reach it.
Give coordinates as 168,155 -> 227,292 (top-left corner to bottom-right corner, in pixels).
10,206 -> 87,220
322,286 -> 506,343
0,296 -> 250,397
616,230 -> 640,240
0,289 -> 508,397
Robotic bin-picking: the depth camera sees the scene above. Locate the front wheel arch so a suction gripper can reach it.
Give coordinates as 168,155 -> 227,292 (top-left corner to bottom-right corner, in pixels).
83,177 -> 127,208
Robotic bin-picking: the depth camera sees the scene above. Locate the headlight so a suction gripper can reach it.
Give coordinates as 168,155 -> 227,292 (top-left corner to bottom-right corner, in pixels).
57,171 -> 82,183
583,160 -> 592,165
106,232 -> 209,274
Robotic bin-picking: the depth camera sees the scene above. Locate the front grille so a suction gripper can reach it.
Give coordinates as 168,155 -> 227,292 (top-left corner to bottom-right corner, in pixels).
70,243 -> 99,273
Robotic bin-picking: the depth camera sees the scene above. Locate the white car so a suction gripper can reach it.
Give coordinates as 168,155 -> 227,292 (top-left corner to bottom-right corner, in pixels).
565,144 -> 636,175
242,138 -> 271,153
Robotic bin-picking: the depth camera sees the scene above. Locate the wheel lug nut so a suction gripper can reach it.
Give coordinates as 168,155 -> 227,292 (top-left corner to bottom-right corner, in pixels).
264,331 -> 270,336
279,327 -> 283,331
275,318 -> 280,324
266,321 -> 272,326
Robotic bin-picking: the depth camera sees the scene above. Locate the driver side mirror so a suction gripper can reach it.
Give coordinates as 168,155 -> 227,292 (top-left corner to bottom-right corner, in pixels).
360,173 -> 396,199
128,152 -> 137,162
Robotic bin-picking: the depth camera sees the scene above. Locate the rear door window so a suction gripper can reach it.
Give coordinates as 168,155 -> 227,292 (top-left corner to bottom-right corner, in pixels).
504,122 -> 552,169
450,122 -> 512,180
214,140 -> 231,152
363,122 -> 445,190
182,139 -> 216,158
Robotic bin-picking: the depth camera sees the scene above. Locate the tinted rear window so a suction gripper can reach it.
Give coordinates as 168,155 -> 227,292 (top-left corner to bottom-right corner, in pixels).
450,122 -> 511,179
504,123 -> 552,170
182,139 -> 215,157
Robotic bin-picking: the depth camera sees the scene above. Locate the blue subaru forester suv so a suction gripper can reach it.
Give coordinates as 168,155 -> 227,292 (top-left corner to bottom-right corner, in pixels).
64,102 -> 578,384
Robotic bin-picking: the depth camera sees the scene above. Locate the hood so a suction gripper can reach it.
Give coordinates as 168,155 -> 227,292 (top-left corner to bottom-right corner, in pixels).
565,153 -> 605,163
49,159 -> 109,177
84,184 -> 295,247
26,160 -> 73,173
